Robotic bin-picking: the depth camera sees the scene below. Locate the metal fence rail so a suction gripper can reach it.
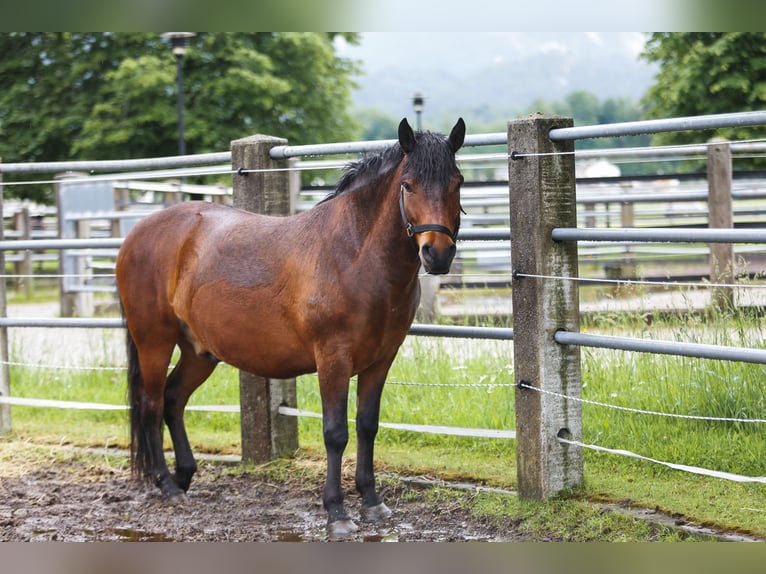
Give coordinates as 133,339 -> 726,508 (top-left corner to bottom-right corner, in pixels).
552,227 -> 766,243
0,152 -> 231,175
548,110 -> 766,141
268,132 -> 509,160
5,112 -> 766,500
555,331 -> 766,365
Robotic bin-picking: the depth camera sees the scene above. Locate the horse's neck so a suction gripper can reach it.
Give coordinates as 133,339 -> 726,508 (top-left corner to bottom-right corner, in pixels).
335,178 -> 422,281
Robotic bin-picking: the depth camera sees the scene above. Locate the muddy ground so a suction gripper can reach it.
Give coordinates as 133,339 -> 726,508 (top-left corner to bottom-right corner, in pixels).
0,452 -> 526,542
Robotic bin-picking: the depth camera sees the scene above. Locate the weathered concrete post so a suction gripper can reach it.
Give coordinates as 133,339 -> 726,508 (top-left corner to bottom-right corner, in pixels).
13,208 -> 33,298
707,138 -> 735,310
620,199 -> 636,280
0,161 -> 10,434
231,134 -> 299,463
508,115 -> 583,499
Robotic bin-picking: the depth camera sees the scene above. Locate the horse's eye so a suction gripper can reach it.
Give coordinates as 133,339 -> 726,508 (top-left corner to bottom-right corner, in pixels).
401,182 -> 414,193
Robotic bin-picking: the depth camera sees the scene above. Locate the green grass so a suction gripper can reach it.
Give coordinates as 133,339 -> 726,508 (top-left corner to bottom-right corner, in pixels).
3,298 -> 766,539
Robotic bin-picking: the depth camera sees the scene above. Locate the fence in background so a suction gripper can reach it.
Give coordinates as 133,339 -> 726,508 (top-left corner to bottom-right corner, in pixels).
3,111 -> 766,499
8,149 -> 766,318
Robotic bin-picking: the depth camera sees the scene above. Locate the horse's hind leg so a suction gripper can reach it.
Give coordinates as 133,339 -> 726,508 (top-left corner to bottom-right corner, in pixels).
129,332 -> 186,501
164,338 -> 218,492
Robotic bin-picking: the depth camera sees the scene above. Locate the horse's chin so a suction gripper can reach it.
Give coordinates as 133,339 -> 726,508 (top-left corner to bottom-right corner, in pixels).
422,264 -> 451,276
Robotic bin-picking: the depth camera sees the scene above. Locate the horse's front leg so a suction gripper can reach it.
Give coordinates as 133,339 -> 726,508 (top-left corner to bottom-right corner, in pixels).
356,361 -> 393,523
317,359 -> 356,535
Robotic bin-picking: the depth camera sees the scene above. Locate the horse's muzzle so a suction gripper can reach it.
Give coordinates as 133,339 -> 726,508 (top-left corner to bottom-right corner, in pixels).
420,240 -> 456,275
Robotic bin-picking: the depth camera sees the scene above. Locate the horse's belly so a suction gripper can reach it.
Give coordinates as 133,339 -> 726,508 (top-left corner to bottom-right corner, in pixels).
183,299 -> 314,379
223,343 -> 317,379
193,317 -> 316,379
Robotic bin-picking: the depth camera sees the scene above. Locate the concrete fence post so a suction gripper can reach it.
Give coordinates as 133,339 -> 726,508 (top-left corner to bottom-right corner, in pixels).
707,138 -> 735,310
231,134 -> 299,463
13,208 -> 33,298
0,160 -> 10,434
508,115 -> 584,499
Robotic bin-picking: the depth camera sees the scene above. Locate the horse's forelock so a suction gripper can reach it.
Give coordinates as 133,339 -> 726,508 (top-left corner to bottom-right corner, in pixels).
329,130 -> 457,201
402,131 -> 459,189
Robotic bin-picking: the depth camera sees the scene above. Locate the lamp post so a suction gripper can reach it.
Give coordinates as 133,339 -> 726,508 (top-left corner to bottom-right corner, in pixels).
412,93 -> 425,132
161,32 -> 196,157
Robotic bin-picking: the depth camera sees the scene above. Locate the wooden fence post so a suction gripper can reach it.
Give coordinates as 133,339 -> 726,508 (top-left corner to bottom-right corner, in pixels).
231,135 -> 299,463
508,115 -> 583,499
0,160 -> 10,434
707,138 -> 734,310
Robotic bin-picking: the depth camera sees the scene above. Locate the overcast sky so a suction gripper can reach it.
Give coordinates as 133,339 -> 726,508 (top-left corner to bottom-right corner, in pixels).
336,32 -> 649,75
335,32 -> 658,123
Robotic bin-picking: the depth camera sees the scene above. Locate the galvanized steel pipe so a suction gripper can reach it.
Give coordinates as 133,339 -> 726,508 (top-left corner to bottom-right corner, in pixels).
408,324 -> 513,340
551,227 -> 766,244
548,111 -> 766,141
0,317 -> 124,328
269,132 -> 508,159
0,152 -> 231,174
0,238 -> 124,251
555,331 -> 766,365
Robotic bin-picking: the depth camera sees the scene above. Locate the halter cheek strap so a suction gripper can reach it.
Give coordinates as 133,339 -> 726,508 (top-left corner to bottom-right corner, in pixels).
399,186 -> 457,241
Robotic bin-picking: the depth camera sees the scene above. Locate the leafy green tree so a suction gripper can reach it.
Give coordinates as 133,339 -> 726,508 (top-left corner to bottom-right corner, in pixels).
0,32 -> 360,201
641,32 -> 766,147
355,108 -> 399,141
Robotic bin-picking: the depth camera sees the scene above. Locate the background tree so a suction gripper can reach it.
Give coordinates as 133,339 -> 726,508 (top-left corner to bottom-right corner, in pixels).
641,33 -> 766,149
0,32 -> 360,201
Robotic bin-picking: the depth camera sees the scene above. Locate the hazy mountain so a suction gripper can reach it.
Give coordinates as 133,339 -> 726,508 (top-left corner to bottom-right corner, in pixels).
336,32 -> 658,128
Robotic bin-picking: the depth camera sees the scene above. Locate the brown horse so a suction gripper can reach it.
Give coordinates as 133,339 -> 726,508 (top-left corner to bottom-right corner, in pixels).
116,117 -> 465,535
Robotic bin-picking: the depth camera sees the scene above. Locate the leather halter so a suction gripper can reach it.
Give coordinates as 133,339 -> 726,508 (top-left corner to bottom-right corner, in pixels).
398,185 -> 457,241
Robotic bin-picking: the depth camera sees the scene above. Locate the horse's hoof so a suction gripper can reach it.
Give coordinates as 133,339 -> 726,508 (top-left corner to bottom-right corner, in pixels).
165,491 -> 189,506
327,519 -> 359,537
361,502 -> 392,522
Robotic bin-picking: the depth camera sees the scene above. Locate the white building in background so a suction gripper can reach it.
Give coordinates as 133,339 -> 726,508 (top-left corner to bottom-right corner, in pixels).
575,158 -> 621,178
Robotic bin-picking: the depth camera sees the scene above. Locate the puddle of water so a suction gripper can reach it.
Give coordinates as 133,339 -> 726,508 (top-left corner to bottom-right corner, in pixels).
110,527 -> 173,542
31,527 -> 171,542
274,527 -> 306,542
275,524 -> 400,542
362,530 -> 399,542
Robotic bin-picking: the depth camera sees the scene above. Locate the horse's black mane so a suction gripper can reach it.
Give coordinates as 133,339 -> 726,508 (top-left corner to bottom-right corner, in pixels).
322,131 -> 457,203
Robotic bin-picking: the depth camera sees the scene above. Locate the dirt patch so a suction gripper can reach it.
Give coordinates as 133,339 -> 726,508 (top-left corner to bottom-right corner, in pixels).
0,452 -> 524,542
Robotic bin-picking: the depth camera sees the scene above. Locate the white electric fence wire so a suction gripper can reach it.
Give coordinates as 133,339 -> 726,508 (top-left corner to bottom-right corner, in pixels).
0,358 -> 512,387
0,396 -> 513,438
5,270 -> 765,292
511,137 -> 766,159
5,358 -> 765,423
0,396 -> 237,413
5,394 -> 762,482
558,437 -> 766,484
3,274 -> 116,279
518,382 -> 766,424
0,163 -> 350,188
277,406 -> 515,439
513,272 -> 766,290
2,360 -> 124,371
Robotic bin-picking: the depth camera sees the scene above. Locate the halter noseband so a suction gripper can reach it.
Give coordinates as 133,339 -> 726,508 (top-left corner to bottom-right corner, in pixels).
398,185 -> 457,241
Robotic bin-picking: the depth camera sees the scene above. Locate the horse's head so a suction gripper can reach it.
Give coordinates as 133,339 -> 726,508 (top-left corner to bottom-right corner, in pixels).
398,117 -> 465,275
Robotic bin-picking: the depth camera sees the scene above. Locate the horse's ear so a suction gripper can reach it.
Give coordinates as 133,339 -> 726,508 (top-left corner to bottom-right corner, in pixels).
398,118 -> 416,154
448,118 -> 466,153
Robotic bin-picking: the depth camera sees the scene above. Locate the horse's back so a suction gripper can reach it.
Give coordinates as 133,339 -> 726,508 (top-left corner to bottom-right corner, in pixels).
118,202 -> 263,272
116,203 -> 244,320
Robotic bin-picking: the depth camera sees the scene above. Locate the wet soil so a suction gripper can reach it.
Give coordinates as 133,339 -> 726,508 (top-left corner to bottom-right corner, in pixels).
0,454 -> 524,542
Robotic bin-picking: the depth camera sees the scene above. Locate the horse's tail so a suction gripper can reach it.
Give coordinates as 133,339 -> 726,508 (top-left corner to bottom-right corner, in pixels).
123,305 -> 151,482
